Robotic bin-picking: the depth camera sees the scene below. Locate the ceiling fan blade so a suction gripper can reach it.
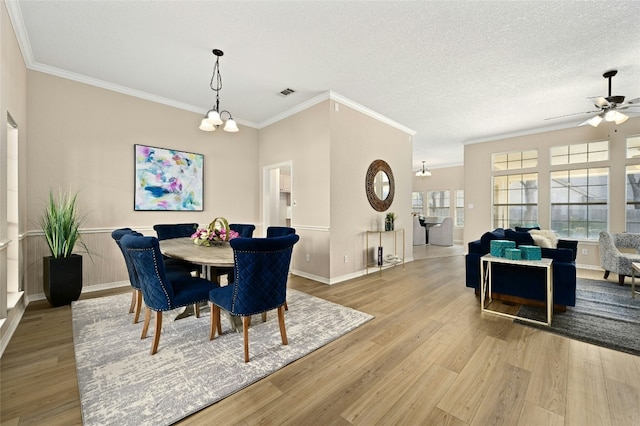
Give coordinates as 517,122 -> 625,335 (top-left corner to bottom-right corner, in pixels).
618,97 -> 640,110
544,110 -> 600,121
593,97 -> 609,108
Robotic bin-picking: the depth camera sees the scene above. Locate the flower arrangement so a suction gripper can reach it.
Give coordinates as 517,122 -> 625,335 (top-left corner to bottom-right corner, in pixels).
191,217 -> 239,246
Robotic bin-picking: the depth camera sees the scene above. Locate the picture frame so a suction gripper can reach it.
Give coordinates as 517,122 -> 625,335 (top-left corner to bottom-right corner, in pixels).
134,144 -> 204,211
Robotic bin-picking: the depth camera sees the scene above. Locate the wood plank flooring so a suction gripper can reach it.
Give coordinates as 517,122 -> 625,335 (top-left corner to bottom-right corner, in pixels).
2,255 -> 640,425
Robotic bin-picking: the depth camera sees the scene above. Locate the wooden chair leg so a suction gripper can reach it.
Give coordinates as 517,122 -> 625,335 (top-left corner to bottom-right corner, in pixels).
151,311 -> 162,355
209,303 -> 219,340
217,309 -> 222,335
194,303 -> 200,318
261,312 -> 267,322
604,270 -> 610,279
619,274 -> 626,286
284,300 -> 288,311
277,305 -> 288,346
133,290 -> 143,324
243,316 -> 251,363
141,307 -> 152,339
129,289 -> 136,313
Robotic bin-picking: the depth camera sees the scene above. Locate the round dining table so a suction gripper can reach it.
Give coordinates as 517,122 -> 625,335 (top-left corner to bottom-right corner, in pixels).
159,237 -> 234,282
159,237 -> 236,323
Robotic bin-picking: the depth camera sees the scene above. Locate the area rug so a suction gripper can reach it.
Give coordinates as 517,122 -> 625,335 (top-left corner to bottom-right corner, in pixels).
72,289 -> 373,426
516,278 -> 640,355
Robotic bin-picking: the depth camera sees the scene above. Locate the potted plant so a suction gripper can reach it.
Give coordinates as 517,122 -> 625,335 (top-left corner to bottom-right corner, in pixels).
385,212 -> 397,231
38,189 -> 88,306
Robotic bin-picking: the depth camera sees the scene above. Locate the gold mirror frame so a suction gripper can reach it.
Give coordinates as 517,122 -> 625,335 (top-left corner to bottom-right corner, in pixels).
365,159 -> 395,212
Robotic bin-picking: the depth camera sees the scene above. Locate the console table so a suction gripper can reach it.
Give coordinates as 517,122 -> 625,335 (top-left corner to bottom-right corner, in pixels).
365,229 -> 404,276
480,254 -> 554,326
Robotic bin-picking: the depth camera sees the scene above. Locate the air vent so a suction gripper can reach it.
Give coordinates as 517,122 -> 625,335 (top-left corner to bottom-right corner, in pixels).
279,88 -> 296,96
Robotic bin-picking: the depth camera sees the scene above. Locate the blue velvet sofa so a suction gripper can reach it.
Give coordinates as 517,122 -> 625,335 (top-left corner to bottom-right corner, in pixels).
465,228 -> 578,309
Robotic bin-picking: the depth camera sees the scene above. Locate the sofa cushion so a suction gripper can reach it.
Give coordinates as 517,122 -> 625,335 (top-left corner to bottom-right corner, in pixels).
515,225 -> 540,232
480,228 -> 505,253
504,229 -> 535,247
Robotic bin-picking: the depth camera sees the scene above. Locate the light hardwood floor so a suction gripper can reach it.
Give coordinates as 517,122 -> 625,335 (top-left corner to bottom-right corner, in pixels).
2,255 -> 640,425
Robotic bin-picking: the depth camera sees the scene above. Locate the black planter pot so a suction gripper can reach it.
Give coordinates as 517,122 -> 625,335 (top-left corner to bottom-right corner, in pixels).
43,254 -> 83,307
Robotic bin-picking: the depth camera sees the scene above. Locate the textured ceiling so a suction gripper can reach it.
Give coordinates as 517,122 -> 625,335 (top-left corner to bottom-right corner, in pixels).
7,1 -> 640,170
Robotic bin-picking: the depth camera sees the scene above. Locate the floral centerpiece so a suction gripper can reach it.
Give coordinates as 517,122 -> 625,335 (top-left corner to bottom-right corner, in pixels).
191,217 -> 239,246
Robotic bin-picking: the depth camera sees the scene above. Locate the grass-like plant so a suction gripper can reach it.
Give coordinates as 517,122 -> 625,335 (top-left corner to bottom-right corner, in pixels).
38,189 -> 88,258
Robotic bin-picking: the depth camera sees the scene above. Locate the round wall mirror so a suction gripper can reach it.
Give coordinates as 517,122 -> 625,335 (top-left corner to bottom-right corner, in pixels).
365,159 -> 395,212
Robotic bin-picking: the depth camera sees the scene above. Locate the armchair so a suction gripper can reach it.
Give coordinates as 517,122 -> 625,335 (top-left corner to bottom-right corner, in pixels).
120,234 -> 219,354
428,217 -> 453,246
599,231 -> 640,285
413,215 -> 426,245
209,234 -> 299,362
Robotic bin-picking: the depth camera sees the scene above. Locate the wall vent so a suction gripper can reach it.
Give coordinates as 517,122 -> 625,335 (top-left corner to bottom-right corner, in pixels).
279,88 -> 296,96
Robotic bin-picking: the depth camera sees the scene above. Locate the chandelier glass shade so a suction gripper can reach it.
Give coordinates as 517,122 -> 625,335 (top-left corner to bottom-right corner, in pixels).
416,161 -> 431,177
199,49 -> 238,133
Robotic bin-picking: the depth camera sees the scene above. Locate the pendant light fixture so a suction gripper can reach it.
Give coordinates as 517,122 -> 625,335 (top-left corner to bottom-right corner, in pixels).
199,49 -> 239,133
416,161 -> 431,177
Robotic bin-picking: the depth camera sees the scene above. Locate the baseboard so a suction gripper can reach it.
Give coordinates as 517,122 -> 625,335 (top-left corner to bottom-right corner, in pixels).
27,280 -> 131,303
0,295 -> 27,358
291,257 -> 414,285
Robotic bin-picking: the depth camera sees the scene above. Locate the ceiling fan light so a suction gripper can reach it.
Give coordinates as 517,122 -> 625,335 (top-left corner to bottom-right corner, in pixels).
604,109 -> 618,122
223,118 -> 239,133
589,115 -> 604,127
615,112 -> 629,125
205,109 -> 223,126
199,118 -> 215,131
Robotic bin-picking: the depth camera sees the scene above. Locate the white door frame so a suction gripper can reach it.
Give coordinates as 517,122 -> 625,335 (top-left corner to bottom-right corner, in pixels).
262,160 -> 292,232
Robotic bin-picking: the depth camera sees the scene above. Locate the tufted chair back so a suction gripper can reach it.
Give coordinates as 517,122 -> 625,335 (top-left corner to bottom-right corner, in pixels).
121,234 -> 177,311
229,223 -> 256,238
266,226 -> 296,238
111,228 -> 141,290
227,234 -> 299,315
153,223 -> 199,240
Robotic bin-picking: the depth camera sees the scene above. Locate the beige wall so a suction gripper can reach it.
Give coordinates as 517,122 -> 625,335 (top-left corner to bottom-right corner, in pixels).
259,101 -> 331,279
1,0 -> 28,348
259,99 -> 413,283
25,71 -> 260,295
464,117 -> 640,267
330,100 -> 413,279
412,165 -> 465,243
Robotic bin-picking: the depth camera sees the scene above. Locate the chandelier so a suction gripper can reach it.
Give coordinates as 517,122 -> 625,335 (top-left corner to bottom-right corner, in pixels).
199,49 -> 239,133
415,161 -> 431,177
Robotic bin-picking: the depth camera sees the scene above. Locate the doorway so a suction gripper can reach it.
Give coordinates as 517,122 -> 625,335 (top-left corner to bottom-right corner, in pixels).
263,161 -> 292,231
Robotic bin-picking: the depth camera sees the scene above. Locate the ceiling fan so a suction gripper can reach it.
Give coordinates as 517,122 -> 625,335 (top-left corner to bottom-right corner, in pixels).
546,70 -> 640,127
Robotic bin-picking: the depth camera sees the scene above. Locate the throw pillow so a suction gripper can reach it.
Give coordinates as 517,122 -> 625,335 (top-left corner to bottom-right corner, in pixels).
504,229 -> 534,247
530,234 -> 553,248
529,229 -> 558,248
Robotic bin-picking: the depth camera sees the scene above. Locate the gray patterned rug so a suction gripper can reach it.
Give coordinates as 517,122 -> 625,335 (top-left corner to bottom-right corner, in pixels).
516,278 -> 640,355
72,289 -> 373,425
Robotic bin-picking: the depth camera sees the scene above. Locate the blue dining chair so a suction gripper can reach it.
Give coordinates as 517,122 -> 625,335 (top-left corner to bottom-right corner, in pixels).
209,234 -> 299,362
112,228 -> 193,324
266,226 -> 296,238
120,234 -> 220,355
153,223 -> 201,274
229,223 -> 256,238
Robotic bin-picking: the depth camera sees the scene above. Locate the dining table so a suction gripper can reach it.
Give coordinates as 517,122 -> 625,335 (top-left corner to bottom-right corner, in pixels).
159,237 -> 234,282
159,237 -> 238,324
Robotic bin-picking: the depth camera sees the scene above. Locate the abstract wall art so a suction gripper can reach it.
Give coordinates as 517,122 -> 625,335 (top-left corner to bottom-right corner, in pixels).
134,144 -> 204,211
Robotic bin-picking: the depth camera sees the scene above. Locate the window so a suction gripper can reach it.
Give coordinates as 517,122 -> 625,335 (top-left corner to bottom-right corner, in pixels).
411,192 -> 423,214
455,189 -> 464,227
492,149 -> 537,171
426,190 -> 450,219
493,174 -> 538,229
626,165 -> 640,232
550,141 -> 608,165
550,168 -> 608,239
626,135 -> 640,159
